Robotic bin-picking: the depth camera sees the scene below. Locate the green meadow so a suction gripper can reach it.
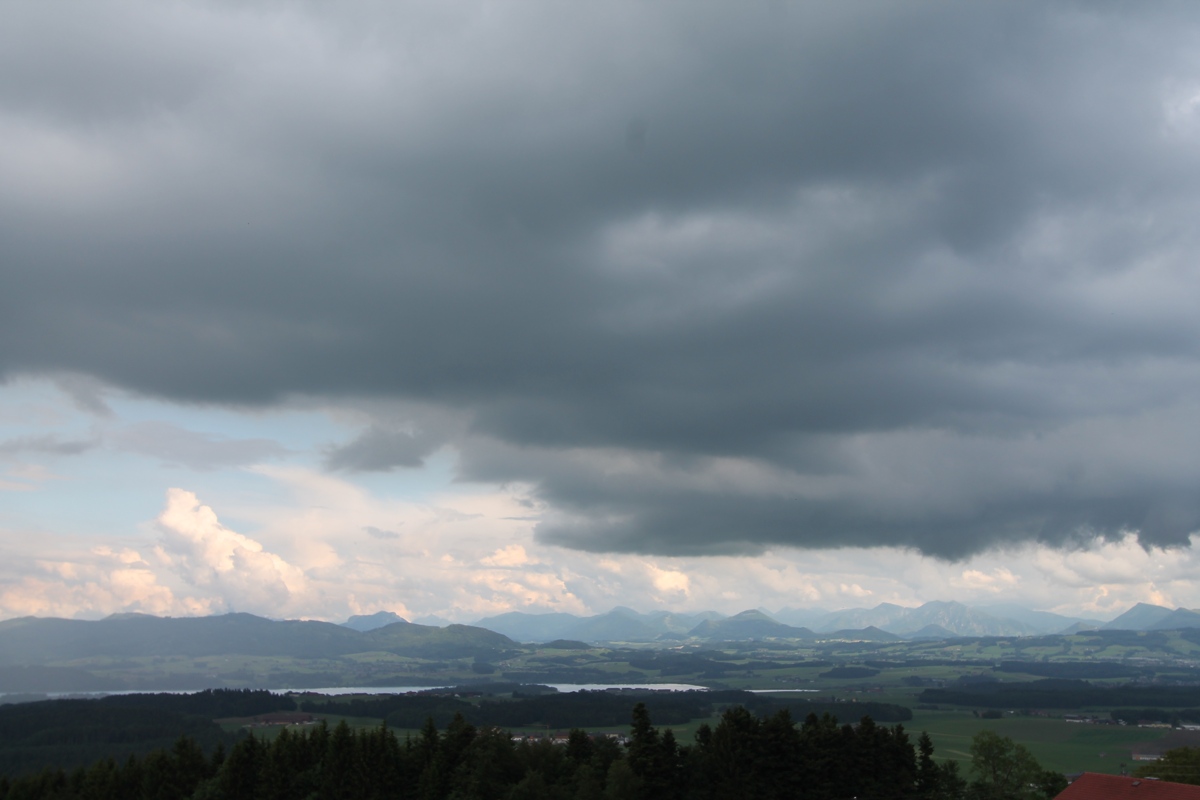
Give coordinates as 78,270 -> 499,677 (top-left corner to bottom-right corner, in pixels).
906,710 -> 1167,775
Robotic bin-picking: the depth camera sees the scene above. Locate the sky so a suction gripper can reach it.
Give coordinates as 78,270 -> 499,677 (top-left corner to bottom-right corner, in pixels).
3,1 -> 1200,624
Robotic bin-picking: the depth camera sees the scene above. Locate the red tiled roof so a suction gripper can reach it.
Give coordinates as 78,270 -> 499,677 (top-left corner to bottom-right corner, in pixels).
1056,773 -> 1200,799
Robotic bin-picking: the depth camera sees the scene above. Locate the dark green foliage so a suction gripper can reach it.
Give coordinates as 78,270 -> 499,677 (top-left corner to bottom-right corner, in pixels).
140,737 -> 212,800
0,698 -> 236,778
624,703 -> 681,800
818,666 -> 880,679
97,688 -> 289,719
622,653 -> 812,677
216,731 -> 264,800
1134,745 -> 1200,785
995,660 -> 1147,679
921,678 -> 1200,709
715,690 -> 912,723
311,689 -> 716,729
1111,707 -> 1200,724
691,706 -> 923,800
309,688 -> 912,734
0,700 -> 938,800
307,694 -> 475,730
448,725 -> 524,799
967,730 -> 1064,800
696,706 -> 775,799
917,732 -> 938,793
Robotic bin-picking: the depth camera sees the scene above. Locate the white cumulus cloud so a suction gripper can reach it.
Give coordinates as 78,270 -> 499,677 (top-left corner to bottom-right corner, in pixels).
155,487 -> 309,615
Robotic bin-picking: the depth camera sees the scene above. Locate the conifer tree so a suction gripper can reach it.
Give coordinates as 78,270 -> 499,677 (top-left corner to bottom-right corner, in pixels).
216,733 -> 264,800
321,720 -> 366,800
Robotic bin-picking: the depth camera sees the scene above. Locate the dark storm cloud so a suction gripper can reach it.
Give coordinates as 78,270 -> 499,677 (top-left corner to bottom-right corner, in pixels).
4,1 -> 1200,556
324,425 -> 443,471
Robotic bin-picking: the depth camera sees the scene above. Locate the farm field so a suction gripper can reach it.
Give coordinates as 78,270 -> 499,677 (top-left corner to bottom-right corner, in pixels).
906,710 -> 1167,775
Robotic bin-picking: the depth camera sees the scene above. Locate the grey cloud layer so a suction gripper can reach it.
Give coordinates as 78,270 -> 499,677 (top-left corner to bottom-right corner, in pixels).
111,422 -> 290,471
4,1 -> 1200,555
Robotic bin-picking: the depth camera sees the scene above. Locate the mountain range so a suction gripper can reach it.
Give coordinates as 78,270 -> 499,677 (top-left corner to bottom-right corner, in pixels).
411,600 -> 1200,644
1101,602 -> 1200,631
0,612 -> 515,667
3,601 -> 1197,694
0,600 -> 1190,664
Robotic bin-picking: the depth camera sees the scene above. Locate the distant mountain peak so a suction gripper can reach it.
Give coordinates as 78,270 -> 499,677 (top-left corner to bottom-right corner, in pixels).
920,600 -> 968,610
906,623 -> 959,640
342,611 -> 409,632
730,609 -> 777,622
1102,602 -> 1175,630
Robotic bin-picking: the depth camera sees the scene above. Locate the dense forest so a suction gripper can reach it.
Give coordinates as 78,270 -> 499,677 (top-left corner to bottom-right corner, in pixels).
0,699 -> 1070,800
0,690 -> 290,777
299,688 -> 911,730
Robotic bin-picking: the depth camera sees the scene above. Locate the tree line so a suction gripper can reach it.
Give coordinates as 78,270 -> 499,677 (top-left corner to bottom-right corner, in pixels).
301,688 -> 912,730
0,690 -> 291,777
0,702 -> 1066,800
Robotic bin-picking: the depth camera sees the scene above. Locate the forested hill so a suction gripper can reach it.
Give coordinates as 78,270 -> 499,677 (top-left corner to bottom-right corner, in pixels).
0,614 -> 515,664
0,689 -> 288,777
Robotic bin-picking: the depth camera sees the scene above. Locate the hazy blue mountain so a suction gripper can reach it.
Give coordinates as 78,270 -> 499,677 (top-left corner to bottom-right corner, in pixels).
412,614 -> 453,627
470,612 -> 585,642
342,611 -> 408,632
362,621 -> 514,657
773,600 -> 1112,637
541,639 -> 591,650
899,600 -> 1041,636
815,601 -> 1039,637
469,600 -> 1198,642
824,626 -> 903,642
974,603 -> 1100,634
0,612 -> 514,665
688,609 -> 815,640
811,603 -> 912,632
772,606 -> 834,628
1102,602 -> 1175,630
1145,607 -> 1200,631
904,624 -> 960,640
0,613 -> 362,664
635,609 -> 725,633
471,608 -> 727,643
570,610 -> 662,642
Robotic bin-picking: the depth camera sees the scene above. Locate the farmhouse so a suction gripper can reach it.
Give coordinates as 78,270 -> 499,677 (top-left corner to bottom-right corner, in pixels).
1055,772 -> 1200,799
252,712 -> 314,726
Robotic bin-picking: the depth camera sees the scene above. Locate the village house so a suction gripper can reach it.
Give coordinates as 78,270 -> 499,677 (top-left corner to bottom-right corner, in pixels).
1055,772 -> 1200,799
